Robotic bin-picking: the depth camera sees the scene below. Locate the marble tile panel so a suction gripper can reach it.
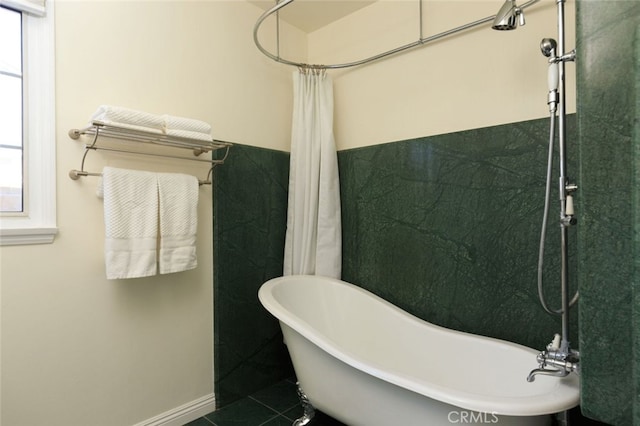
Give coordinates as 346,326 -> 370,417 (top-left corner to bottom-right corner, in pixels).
339,117 -> 578,351
213,144 -> 294,408
576,1 -> 640,424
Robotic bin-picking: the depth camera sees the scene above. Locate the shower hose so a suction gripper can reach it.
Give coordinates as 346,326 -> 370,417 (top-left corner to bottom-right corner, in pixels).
537,111 -> 579,315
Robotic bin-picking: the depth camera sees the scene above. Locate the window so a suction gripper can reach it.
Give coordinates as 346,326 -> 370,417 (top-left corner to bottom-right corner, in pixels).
0,0 -> 56,246
0,6 -> 24,213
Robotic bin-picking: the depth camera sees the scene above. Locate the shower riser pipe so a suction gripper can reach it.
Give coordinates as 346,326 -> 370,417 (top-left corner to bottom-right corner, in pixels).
556,0 -> 571,354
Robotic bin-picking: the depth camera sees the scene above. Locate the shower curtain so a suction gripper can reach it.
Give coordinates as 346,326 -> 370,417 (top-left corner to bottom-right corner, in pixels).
283,68 -> 341,278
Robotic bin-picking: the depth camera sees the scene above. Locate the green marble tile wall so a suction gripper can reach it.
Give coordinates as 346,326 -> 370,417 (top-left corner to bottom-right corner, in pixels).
212,116 -> 579,410
576,1 -> 640,425
213,144 -> 293,408
339,117 -> 578,351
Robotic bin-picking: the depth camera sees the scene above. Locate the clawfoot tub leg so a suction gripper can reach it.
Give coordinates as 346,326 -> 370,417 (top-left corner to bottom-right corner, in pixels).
293,382 -> 316,426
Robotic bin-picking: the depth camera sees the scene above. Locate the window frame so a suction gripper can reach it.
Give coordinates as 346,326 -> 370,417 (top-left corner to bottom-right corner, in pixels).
0,0 -> 56,246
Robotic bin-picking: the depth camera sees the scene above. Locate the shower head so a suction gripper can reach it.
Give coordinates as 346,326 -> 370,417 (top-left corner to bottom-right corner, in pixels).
540,38 -> 558,57
492,0 -> 525,31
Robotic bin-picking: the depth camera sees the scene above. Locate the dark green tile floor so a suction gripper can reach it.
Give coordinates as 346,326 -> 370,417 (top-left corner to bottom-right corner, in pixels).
187,378 -> 607,426
186,378 -> 345,426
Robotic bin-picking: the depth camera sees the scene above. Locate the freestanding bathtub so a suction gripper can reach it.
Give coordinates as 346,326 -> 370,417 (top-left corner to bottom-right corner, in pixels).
258,275 -> 580,426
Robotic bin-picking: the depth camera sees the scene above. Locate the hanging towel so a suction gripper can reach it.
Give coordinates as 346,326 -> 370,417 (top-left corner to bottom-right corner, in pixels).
102,167 -> 159,279
91,105 -> 164,134
157,172 -> 199,274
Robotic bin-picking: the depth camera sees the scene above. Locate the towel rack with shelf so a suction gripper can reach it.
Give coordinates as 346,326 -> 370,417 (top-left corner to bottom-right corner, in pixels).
68,121 -> 232,185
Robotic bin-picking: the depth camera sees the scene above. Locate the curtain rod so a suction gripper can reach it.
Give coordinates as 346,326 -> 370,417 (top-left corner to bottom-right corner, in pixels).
253,0 -> 540,70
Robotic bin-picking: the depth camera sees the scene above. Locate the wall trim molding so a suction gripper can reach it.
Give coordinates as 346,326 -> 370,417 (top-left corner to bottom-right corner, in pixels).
133,394 -> 216,426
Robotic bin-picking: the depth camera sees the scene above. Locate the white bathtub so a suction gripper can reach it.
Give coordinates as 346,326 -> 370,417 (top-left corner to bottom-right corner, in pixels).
258,275 -> 580,426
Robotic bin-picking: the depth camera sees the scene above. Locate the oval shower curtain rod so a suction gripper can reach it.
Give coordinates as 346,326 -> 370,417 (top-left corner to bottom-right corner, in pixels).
253,0 -> 540,70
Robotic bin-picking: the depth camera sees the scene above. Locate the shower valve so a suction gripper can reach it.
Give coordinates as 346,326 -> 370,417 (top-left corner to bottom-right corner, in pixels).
562,182 -> 578,225
561,203 -> 577,226
527,335 -> 580,382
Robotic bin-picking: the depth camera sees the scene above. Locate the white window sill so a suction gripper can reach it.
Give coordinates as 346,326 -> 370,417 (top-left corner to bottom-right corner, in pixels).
0,227 -> 58,246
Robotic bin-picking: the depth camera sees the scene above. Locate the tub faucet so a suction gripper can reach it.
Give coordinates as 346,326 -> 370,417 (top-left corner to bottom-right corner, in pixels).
527,334 -> 580,382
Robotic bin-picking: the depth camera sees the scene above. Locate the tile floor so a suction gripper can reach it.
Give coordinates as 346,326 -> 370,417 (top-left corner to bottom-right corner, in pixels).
186,378 -> 607,426
186,378 -> 345,426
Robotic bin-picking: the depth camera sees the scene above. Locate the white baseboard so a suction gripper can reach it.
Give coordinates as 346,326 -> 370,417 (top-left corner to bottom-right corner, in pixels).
133,394 -> 216,426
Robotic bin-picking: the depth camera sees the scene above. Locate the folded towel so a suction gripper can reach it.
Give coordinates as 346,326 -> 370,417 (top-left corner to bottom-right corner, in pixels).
162,114 -> 212,134
102,167 -> 159,279
91,105 -> 164,133
95,121 -> 165,135
164,129 -> 213,143
157,172 -> 199,274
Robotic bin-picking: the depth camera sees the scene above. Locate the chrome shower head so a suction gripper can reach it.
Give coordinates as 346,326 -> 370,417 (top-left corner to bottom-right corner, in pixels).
540,38 -> 557,57
492,0 -> 524,31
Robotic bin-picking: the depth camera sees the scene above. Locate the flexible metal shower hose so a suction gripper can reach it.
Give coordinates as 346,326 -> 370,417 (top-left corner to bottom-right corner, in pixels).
537,112 -> 579,315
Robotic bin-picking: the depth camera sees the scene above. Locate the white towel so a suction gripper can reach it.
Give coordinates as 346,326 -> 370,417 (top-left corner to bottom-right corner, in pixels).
102,167 -> 159,279
164,129 -> 213,143
162,114 -> 212,134
157,172 -> 199,274
94,121 -> 165,135
91,105 -> 164,133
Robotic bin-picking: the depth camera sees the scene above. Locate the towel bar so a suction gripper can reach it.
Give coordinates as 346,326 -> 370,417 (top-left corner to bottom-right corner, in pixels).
68,121 -> 232,185
68,169 -> 213,186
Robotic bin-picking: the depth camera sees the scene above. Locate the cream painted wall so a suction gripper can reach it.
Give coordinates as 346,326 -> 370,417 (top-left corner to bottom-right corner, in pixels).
306,0 -> 576,150
1,1 -> 577,424
0,1 -> 303,425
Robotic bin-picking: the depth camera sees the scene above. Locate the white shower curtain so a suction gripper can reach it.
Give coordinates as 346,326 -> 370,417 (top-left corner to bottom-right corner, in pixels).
283,68 -> 342,278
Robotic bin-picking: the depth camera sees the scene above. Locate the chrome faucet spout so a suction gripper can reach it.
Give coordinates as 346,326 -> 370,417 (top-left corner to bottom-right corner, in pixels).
527,366 -> 568,382
527,334 -> 580,382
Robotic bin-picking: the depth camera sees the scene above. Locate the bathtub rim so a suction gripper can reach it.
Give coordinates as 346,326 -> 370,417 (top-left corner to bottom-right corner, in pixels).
258,274 -> 580,417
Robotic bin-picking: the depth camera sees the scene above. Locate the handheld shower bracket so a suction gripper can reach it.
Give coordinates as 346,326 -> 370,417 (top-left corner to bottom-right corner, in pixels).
550,49 -> 577,64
